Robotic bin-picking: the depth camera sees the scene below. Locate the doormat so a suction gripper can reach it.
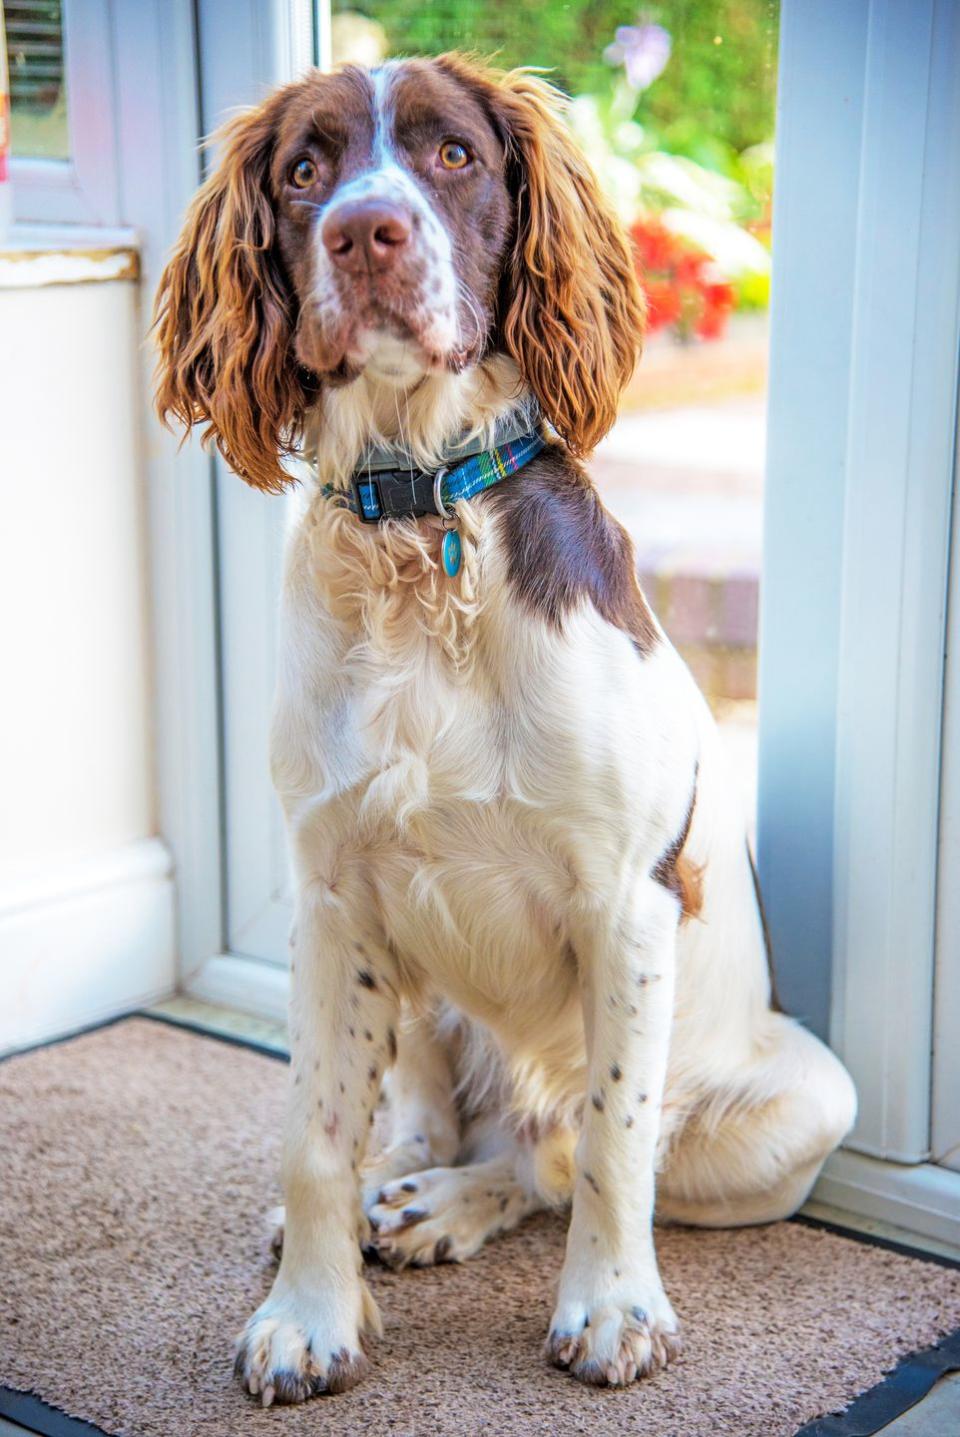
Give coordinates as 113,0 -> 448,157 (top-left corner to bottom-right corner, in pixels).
2,1016 -> 959,1437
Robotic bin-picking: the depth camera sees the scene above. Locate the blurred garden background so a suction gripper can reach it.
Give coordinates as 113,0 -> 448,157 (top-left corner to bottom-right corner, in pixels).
333,0 -> 778,814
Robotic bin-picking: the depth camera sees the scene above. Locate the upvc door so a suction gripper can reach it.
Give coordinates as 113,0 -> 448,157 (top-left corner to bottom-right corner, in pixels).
769,0 -> 960,1245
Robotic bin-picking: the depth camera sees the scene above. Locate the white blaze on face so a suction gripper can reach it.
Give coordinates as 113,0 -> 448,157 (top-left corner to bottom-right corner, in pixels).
310,63 -> 461,375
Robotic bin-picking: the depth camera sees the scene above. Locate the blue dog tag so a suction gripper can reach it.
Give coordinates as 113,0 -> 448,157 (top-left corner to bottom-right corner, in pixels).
441,529 -> 462,578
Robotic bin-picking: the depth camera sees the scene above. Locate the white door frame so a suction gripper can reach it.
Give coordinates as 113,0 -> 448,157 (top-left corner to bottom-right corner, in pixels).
176,0 -> 316,1019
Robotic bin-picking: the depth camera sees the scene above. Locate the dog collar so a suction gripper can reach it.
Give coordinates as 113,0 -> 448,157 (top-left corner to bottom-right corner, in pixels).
320,415 -> 546,527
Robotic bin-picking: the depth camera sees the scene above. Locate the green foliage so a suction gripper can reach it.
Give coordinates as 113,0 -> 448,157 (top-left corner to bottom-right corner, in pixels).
333,0 -> 779,156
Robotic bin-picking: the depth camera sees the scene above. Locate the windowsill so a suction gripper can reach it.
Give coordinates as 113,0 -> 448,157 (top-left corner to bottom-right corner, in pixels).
0,224 -> 140,289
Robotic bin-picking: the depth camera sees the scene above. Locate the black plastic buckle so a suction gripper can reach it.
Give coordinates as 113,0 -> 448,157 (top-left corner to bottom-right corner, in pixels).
359,467 -> 439,521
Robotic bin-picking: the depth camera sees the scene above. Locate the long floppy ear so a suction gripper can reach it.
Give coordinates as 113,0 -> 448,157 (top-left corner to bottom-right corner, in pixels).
153,94 -> 308,493
453,63 -> 645,458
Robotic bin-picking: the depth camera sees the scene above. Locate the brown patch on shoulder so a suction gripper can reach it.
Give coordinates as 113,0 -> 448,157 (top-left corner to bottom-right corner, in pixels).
652,768 -> 703,922
488,445 -> 658,655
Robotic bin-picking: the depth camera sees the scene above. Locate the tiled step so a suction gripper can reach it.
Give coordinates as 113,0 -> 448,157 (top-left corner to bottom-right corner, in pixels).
640,565 -> 758,702
590,396 -> 764,704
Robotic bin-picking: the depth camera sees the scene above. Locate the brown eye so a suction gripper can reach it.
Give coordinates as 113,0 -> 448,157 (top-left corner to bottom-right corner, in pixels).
438,140 -> 471,171
290,157 -> 317,189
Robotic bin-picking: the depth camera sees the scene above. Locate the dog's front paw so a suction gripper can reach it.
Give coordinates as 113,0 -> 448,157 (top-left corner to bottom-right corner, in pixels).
547,1279 -> 681,1387
234,1282 -> 379,1406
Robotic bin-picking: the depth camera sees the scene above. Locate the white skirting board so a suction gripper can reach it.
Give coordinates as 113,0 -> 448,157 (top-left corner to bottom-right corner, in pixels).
813,1149 -> 960,1249
0,838 -> 177,1055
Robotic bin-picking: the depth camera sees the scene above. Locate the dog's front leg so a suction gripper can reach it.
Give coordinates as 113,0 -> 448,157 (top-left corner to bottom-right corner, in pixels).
235,879 -> 399,1405
548,873 -> 682,1386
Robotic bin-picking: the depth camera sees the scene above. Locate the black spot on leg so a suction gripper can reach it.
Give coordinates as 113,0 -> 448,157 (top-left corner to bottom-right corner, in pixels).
584,1171 -> 601,1197
610,1063 -> 622,1082
357,970 -> 377,990
387,1027 -> 397,1061
364,1029 -> 373,1042
348,1027 -> 355,1039
591,1093 -> 605,1113
368,1064 -> 378,1083
625,1114 -> 634,1128
339,1082 -> 345,1094
638,1092 -> 648,1104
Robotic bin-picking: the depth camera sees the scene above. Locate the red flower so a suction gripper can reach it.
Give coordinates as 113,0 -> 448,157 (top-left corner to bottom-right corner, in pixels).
629,215 -> 736,343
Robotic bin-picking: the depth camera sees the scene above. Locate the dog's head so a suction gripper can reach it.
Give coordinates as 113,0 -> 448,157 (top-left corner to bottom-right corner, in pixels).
154,55 -> 645,492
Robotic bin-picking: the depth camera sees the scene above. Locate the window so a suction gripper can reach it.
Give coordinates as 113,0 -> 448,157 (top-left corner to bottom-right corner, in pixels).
5,0 -> 69,161
331,2 -> 777,834
4,0 -> 119,226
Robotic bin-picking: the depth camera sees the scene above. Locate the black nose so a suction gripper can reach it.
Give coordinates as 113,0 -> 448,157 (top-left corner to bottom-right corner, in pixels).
321,198 -> 412,274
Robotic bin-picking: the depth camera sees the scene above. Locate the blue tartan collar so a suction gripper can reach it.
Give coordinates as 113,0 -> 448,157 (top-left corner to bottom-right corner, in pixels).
320,415 -> 546,524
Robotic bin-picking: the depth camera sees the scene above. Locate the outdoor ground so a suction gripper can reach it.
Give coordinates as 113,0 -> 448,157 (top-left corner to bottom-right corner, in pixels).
591,315 -> 765,829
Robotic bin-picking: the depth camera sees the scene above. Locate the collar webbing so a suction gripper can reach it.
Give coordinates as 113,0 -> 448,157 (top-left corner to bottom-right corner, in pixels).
321,427 -> 546,523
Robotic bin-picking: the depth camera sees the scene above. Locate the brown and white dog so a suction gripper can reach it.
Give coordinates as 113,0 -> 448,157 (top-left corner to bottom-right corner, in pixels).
155,54 -> 856,1405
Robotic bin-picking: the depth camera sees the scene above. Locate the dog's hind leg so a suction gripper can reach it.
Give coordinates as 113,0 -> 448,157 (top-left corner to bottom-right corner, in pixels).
270,1008 -> 460,1254
656,1014 -> 856,1228
360,1008 -> 461,1210
367,1120 -> 576,1267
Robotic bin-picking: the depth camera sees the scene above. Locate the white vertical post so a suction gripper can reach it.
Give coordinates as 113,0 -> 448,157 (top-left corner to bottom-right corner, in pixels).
830,0 -> 960,1163
757,0 -> 870,1038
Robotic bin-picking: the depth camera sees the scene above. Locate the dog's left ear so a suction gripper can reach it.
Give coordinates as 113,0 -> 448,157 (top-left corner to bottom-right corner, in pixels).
492,70 -> 646,457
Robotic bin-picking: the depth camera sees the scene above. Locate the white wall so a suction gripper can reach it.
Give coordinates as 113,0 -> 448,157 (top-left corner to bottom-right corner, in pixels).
0,251 -> 176,1051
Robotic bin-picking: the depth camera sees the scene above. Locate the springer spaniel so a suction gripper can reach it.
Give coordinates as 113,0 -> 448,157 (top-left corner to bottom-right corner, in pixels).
155,54 -> 856,1405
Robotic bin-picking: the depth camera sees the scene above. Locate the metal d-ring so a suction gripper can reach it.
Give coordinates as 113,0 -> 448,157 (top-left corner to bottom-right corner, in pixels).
432,466 -> 453,523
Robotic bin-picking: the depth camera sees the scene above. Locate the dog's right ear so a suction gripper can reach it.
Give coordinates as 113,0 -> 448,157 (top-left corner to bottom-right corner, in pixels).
153,95 -> 308,493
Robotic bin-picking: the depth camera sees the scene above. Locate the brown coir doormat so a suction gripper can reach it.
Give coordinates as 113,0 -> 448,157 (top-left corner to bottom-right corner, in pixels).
2,1018 -> 959,1437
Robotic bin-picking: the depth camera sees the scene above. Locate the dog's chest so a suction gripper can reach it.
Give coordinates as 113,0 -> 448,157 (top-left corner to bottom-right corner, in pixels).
275,510 -> 691,1016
